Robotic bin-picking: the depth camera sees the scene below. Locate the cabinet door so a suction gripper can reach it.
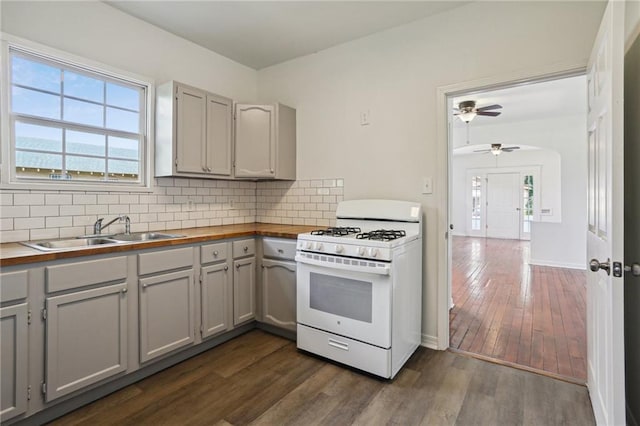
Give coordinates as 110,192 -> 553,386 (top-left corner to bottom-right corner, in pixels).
201,262 -> 230,338
234,104 -> 276,178
45,283 -> 127,402
176,85 -> 207,174
206,94 -> 232,176
262,259 -> 297,331
139,269 -> 194,362
233,257 -> 256,325
1,303 -> 28,421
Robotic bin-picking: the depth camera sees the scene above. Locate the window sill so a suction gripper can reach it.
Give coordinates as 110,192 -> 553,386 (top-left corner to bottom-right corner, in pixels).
1,180 -> 154,193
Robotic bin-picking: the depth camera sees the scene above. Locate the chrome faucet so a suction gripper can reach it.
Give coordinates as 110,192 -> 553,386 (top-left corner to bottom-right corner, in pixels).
93,215 -> 131,235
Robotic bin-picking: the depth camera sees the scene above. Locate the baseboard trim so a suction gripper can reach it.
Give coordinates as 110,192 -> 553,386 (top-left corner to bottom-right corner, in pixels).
421,334 -> 439,350
529,258 -> 586,270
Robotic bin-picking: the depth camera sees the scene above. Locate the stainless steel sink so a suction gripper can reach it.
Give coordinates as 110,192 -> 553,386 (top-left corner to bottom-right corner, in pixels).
20,232 -> 185,251
107,232 -> 185,242
21,238 -> 120,251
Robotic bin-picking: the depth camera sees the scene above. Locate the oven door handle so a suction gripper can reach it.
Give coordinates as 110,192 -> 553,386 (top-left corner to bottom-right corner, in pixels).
295,254 -> 390,276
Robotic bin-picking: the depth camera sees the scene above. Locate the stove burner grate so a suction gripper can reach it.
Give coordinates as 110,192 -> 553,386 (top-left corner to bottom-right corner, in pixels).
356,229 -> 406,241
310,227 -> 361,237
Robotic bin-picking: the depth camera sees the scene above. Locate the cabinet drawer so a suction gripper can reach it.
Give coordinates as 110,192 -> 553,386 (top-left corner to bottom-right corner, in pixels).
201,242 -> 228,264
46,257 -> 127,293
138,247 -> 194,275
262,238 -> 296,260
0,270 -> 28,303
233,239 -> 255,258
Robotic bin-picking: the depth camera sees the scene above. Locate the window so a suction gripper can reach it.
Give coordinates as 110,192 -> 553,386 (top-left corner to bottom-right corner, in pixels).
471,175 -> 482,231
522,175 -> 534,233
6,46 -> 149,187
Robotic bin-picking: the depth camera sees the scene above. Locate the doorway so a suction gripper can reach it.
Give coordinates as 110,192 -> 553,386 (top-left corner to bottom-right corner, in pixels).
446,75 -> 589,383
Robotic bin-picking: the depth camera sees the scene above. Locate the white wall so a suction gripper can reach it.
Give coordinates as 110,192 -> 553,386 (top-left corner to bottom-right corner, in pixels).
257,1 -> 603,344
0,1 -> 256,101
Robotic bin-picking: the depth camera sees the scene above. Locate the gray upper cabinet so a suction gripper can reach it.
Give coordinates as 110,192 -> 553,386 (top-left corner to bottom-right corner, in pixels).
155,81 -> 232,178
234,103 -> 296,180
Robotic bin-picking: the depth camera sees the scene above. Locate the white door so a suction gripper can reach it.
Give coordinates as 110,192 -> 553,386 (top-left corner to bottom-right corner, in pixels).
586,1 -> 625,424
486,172 -> 521,239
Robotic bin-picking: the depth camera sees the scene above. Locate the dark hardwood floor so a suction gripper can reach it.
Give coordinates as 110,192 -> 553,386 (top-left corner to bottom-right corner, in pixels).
50,330 -> 594,425
450,236 -> 587,382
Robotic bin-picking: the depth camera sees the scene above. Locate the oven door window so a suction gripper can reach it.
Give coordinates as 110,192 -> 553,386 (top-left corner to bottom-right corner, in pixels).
309,272 -> 372,323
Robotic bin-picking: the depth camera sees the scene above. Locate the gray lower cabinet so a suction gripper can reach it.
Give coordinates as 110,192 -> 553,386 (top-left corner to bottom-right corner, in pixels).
139,269 -> 195,362
45,283 -> 128,401
261,258 -> 297,331
233,257 -> 256,325
200,262 -> 230,338
1,303 -> 28,421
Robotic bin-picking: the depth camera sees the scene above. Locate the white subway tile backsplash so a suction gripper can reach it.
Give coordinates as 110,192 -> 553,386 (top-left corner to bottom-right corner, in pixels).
0,177 -> 342,242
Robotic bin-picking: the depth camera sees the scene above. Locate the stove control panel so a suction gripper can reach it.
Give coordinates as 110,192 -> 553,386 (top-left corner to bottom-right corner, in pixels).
296,239 -> 393,261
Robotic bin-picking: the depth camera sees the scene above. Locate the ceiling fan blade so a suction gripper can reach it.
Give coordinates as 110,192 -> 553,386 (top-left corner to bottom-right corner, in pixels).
476,104 -> 502,112
502,146 -> 521,152
477,111 -> 501,117
473,149 -> 491,153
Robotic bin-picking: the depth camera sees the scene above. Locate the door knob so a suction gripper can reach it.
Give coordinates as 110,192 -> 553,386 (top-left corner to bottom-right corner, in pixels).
625,263 -> 640,277
589,258 -> 611,275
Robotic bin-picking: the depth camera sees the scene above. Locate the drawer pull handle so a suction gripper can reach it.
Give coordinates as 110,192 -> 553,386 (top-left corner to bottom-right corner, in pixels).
224,266 -> 229,271
213,250 -> 219,257
243,246 -> 248,252
328,338 -> 349,351
277,249 -> 284,253
121,288 -> 128,294
236,264 -> 241,269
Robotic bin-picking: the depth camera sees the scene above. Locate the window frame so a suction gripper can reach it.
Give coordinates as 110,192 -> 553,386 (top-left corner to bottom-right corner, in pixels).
1,35 -> 155,192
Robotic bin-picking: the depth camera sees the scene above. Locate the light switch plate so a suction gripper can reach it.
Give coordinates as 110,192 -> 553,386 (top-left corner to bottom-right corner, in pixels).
422,177 -> 433,194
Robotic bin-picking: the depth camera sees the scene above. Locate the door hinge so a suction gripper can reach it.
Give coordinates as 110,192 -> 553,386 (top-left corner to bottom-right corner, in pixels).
175,157 -> 179,167
27,385 -> 32,400
27,310 -> 32,325
41,382 -> 47,395
199,273 -> 203,284
200,324 -> 204,335
445,231 -> 449,240
41,308 -> 47,321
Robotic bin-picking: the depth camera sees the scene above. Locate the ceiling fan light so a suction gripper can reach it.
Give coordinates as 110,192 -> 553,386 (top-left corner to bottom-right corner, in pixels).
458,111 -> 477,123
491,146 -> 502,156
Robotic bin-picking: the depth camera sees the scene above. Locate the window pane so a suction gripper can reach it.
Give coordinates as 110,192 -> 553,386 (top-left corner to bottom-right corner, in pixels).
66,130 -> 105,157
64,71 -> 104,103
16,151 -> 62,169
63,98 -> 104,127
108,159 -> 139,175
12,86 -> 61,119
108,136 -> 139,159
67,155 -> 105,173
106,83 -> 139,111
15,122 -> 62,152
106,107 -> 139,133
11,55 -> 61,93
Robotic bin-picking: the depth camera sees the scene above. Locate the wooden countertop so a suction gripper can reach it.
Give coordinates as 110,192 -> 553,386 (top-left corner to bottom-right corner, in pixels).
0,223 -> 317,267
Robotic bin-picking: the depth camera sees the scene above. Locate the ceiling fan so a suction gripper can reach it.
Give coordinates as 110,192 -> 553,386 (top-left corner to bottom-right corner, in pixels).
473,143 -> 520,156
453,100 -> 502,123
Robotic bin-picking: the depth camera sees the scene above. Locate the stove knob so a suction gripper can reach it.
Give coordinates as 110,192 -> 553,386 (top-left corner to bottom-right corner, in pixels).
316,243 -> 324,251
358,247 -> 366,256
305,242 -> 313,250
368,248 -> 378,258
335,245 -> 344,254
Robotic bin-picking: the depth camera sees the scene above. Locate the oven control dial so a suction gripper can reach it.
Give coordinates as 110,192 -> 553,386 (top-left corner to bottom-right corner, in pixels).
316,243 -> 324,251
367,248 -> 378,258
305,242 -> 313,250
335,245 -> 344,254
358,247 -> 366,256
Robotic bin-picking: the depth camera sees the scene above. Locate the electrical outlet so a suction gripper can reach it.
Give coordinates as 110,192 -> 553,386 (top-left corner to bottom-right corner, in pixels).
360,110 -> 370,126
422,177 -> 433,194
185,200 -> 195,211
228,198 -> 235,209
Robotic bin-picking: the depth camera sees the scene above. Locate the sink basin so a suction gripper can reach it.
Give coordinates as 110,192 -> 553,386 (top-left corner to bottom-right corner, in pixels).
21,238 -> 120,251
106,232 -> 185,242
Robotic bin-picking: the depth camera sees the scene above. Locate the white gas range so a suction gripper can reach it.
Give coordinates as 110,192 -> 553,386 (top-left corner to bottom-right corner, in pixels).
295,199 -> 422,379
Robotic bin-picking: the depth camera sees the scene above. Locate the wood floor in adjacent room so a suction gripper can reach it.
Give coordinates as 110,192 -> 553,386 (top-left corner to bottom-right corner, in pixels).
450,236 -> 587,382
51,330 -> 593,425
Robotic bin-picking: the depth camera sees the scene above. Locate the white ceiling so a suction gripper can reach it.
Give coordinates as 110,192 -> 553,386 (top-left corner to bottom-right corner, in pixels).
105,1 -> 470,70
451,75 -> 587,130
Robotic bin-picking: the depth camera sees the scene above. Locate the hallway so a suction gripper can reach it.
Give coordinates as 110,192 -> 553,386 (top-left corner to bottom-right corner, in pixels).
449,236 -> 587,382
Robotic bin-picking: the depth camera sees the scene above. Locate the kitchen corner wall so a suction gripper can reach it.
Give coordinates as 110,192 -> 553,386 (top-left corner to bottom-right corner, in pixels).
0,177 -> 343,243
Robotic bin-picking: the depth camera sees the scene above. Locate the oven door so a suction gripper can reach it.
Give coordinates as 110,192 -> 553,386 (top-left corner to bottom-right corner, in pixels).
296,252 -> 392,348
